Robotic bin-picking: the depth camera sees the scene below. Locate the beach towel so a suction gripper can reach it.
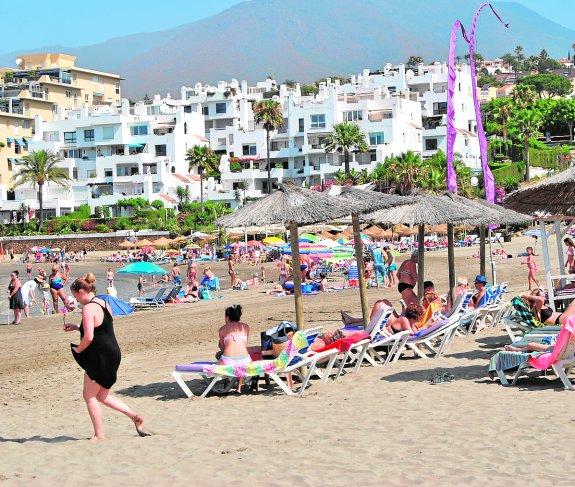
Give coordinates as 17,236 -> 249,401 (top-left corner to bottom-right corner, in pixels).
310,332 -> 370,353
202,331 -> 309,378
528,317 -> 575,370
510,297 -> 537,328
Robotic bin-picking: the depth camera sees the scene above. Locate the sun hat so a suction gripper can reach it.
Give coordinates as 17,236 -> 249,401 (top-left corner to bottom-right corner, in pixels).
474,274 -> 487,285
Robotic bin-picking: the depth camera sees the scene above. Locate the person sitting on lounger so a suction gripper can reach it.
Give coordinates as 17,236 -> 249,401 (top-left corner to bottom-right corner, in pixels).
504,334 -> 557,353
469,274 -> 488,309
385,304 -> 423,334
217,305 -> 251,366
522,288 -> 575,326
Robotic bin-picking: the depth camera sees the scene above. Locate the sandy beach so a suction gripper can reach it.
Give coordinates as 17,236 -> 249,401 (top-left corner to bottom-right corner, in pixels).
1,235 -> 573,486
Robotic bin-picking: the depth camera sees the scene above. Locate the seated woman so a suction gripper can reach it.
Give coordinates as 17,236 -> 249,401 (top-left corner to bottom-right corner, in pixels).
385,304 -> 423,334
217,305 -> 251,393
521,288 -> 575,326
185,278 -> 199,299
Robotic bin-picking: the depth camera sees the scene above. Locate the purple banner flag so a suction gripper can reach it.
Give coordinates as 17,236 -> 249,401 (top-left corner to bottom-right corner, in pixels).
467,3 -> 508,203
446,20 -> 466,194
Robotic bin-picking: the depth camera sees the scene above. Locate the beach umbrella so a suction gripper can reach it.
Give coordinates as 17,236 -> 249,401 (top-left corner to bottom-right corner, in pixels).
335,186 -> 415,323
136,238 -> 154,247
247,240 -> 263,247
153,237 -> 173,248
262,236 -> 285,245
299,233 -> 321,243
365,193 -> 484,301
119,240 -> 136,249
141,245 -> 155,254
172,236 -> 187,243
117,261 -> 168,275
216,181 -> 364,329
30,245 -> 44,252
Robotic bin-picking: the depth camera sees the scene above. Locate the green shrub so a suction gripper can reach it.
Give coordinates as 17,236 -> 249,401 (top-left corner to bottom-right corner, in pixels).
96,224 -> 110,233
230,162 -> 242,172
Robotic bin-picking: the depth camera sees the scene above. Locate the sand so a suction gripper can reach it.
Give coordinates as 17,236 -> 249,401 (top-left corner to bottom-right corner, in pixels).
1,235 -> 573,486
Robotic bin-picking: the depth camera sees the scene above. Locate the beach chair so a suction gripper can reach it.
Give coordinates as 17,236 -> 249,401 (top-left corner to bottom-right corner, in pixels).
492,320 -> 575,390
130,287 -> 167,309
162,285 -> 182,303
468,283 -> 509,333
171,329 -> 336,398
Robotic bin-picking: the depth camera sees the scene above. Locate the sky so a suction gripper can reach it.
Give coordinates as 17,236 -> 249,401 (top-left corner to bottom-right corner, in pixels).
0,0 -> 573,53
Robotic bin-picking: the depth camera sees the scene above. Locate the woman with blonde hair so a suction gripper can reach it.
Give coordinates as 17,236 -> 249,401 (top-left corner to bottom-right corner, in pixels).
65,272 -> 148,440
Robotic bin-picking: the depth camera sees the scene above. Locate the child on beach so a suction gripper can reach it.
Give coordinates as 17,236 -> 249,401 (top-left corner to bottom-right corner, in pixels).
137,275 -> 146,295
522,246 -> 540,290
107,268 -> 114,288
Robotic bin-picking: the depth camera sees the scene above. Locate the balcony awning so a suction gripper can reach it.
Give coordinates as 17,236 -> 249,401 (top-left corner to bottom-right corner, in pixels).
93,92 -> 104,97
14,138 -> 25,146
127,143 -> 144,148
6,137 -> 13,144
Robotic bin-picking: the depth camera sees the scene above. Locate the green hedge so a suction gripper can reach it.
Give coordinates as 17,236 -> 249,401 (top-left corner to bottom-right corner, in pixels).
529,146 -> 572,170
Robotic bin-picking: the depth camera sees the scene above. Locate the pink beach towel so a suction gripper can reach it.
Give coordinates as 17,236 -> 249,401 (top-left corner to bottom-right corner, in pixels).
528,316 -> 575,370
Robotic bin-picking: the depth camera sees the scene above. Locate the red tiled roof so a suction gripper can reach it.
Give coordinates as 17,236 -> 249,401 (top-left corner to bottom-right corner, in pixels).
158,193 -> 178,204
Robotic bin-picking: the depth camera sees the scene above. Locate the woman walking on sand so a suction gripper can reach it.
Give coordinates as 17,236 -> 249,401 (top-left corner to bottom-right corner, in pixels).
8,270 -> 23,325
65,273 -> 149,441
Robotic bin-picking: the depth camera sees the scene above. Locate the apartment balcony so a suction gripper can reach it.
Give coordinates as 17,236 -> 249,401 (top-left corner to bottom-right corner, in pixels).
97,152 -> 154,165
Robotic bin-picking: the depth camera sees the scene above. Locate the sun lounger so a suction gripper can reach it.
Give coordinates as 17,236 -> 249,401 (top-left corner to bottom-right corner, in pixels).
171,328 -> 335,398
162,285 -> 182,303
129,287 -> 167,309
490,318 -> 575,389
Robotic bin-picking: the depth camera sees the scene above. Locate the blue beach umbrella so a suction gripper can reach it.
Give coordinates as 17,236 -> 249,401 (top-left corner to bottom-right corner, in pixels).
117,262 -> 168,275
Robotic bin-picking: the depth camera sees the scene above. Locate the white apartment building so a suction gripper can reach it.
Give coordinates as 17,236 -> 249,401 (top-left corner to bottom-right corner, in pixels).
5,97 -> 207,219
175,62 -> 479,203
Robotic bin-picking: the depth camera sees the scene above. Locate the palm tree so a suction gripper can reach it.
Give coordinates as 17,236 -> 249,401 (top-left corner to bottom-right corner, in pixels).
491,98 -> 512,141
511,109 -> 543,181
11,150 -> 70,228
252,99 -> 283,194
324,122 -> 368,177
175,185 -> 190,211
386,151 -> 423,195
406,56 -> 423,68
185,145 -> 219,212
512,84 -> 537,109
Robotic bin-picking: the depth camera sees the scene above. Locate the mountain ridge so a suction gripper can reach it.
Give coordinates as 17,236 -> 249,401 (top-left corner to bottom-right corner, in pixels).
1,0 -> 573,97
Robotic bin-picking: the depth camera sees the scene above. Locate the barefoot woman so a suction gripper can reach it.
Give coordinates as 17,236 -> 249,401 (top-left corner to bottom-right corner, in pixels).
65,273 -> 148,440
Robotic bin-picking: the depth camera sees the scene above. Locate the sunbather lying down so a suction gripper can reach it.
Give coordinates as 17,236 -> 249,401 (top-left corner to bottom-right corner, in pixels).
504,334 -> 557,353
340,300 -> 424,334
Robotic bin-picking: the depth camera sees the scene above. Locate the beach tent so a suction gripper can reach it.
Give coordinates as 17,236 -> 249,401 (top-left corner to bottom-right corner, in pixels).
117,261 -> 168,275
97,294 -> 134,316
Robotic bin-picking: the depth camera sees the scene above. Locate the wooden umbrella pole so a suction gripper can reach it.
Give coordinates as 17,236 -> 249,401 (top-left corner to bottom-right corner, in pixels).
447,223 -> 455,307
417,225 -> 425,300
479,226 -> 486,277
352,213 -> 370,326
289,221 -> 305,329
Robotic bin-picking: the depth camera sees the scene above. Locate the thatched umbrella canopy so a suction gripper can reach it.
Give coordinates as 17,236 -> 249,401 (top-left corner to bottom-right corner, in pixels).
332,186 -> 415,324
429,224 -> 448,234
366,193 -> 484,301
216,182 -> 363,328
503,167 -> 575,217
118,240 -> 136,249
153,237 -> 173,249
136,239 -> 154,247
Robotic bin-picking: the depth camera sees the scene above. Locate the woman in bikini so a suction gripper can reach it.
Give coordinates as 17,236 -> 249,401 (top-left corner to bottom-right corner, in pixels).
522,246 -> 540,291
217,305 -> 251,392
227,256 -> 238,288
397,251 -> 419,308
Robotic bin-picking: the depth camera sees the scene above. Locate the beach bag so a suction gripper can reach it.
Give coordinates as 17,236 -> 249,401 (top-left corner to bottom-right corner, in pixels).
200,288 -> 212,300
261,321 -> 298,353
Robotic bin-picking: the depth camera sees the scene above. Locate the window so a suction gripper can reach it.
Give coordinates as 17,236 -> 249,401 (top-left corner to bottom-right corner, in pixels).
184,105 -> 192,113
44,131 -> 59,141
310,114 -> 326,128
23,120 -> 30,129
464,138 -> 469,147
344,110 -> 363,122
215,102 -> 226,114
84,129 -> 94,142
298,118 -> 304,132
72,168 -> 78,180
60,72 -> 72,84
115,83 -> 120,95
433,102 -> 447,115
63,149 -> 81,158
184,122 -> 188,134
64,131 -> 77,144
202,106 -> 209,116
155,144 -> 167,156
104,169 -> 113,177
102,126 -> 115,140
130,124 -> 148,136
85,94 -> 89,102
91,75 -> 100,84
66,90 -> 72,98
369,132 -> 385,145
146,106 -> 160,116
425,138 -> 438,151
242,144 -> 257,156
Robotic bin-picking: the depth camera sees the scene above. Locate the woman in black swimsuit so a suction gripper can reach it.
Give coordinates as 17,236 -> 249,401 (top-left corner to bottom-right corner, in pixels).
522,289 -> 573,325
65,273 -> 148,441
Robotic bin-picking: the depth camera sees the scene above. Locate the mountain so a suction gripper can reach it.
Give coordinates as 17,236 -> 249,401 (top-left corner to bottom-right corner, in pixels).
1,0 -> 574,98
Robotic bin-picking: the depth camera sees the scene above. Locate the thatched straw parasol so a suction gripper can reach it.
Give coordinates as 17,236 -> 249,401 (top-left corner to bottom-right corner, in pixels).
136,238 -> 154,247
216,182 -> 363,328
503,167 -> 575,217
334,186 -> 415,323
118,240 -> 136,249
153,237 -> 173,249
366,193 -> 484,300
